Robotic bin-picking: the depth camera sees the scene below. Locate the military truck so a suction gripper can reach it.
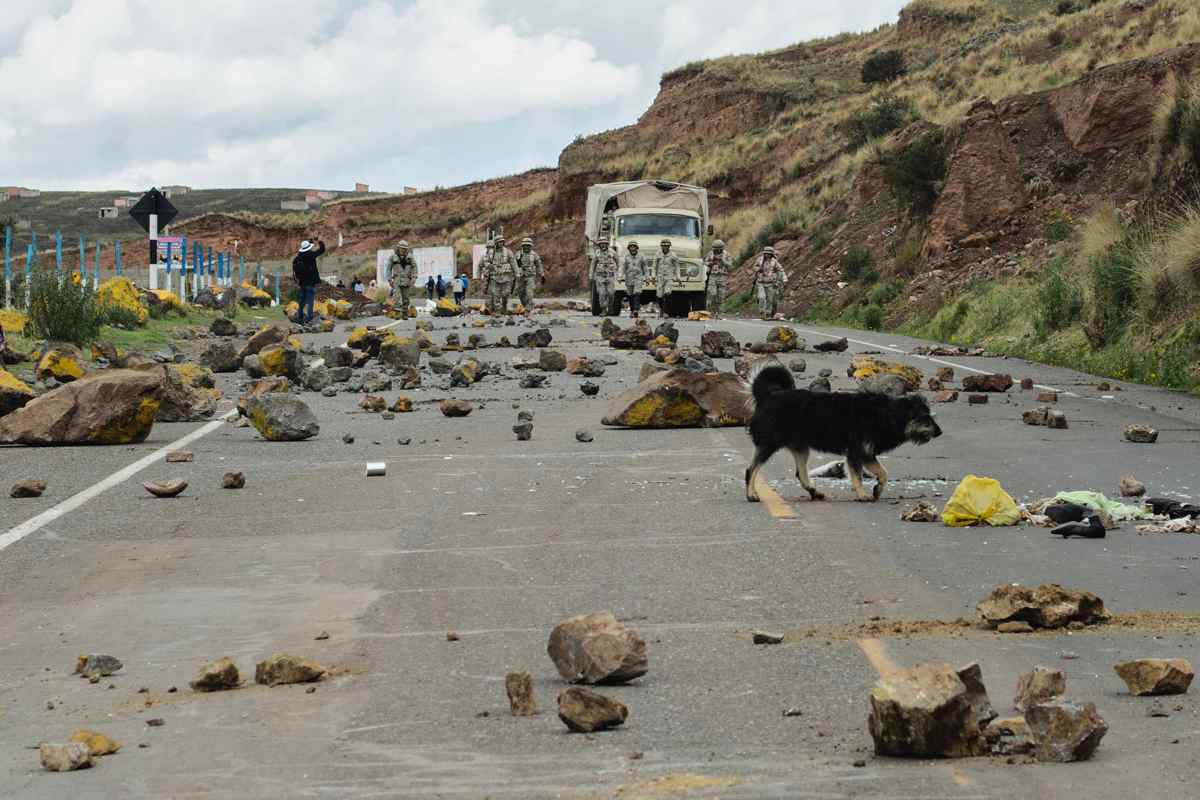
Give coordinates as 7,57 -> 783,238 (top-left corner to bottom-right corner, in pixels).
584,181 -> 712,317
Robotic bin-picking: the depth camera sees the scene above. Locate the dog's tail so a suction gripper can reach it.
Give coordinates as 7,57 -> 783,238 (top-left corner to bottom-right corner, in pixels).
744,361 -> 795,414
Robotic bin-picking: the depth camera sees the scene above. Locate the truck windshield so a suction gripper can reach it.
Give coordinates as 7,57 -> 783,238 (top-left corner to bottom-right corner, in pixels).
617,215 -> 700,239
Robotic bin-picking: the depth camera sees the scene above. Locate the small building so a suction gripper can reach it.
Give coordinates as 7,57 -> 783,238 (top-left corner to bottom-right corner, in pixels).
16,219 -> 31,230
305,190 -> 322,206
113,197 -> 132,208
281,200 -> 310,211
355,182 -> 369,193
19,188 -> 40,199
161,185 -> 190,195
6,187 -> 21,200
98,206 -> 119,219
317,190 -> 338,201
403,186 -> 421,195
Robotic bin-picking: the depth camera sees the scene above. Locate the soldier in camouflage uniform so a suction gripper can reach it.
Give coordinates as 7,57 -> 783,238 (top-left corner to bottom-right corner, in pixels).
485,235 -> 518,315
751,246 -> 787,319
592,237 -> 618,316
655,239 -> 682,318
622,241 -> 647,318
387,240 -> 418,310
705,239 -> 732,319
516,237 -> 543,312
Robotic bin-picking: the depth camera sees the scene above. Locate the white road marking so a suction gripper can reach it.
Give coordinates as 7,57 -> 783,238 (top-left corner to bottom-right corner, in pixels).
0,411 -> 237,552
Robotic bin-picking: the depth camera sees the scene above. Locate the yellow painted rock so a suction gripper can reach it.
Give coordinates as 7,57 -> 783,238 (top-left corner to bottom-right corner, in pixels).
435,297 -> 461,317
320,318 -> 335,332
36,350 -> 86,383
96,276 -> 148,325
258,344 -> 300,379
239,283 -> 273,304
850,357 -> 924,392
0,369 -> 162,445
687,310 -> 712,321
149,289 -> 186,314
0,308 -> 28,334
391,395 -> 413,413
0,368 -> 35,416
602,370 -> 748,428
333,300 -> 353,319
69,730 -> 121,756
285,301 -> 300,319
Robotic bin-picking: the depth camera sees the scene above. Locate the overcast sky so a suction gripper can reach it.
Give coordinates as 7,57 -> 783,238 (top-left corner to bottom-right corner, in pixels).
0,1 -> 906,192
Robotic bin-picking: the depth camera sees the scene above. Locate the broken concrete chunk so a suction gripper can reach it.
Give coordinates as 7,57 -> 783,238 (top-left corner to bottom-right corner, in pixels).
75,654 -> 123,678
1014,666 -> 1066,711
505,672 -> 537,716
254,654 -> 327,686
222,471 -> 246,490
10,479 -> 46,498
967,394 -> 988,405
165,450 -> 193,462
547,612 -> 648,685
931,390 -> 959,403
1025,700 -> 1107,762
700,330 -> 740,359
190,657 -> 240,692
557,687 -> 628,733
69,729 -> 121,756
961,374 -> 1012,393
868,663 -> 988,758
1118,473 -> 1146,498
1113,659 -> 1194,696
957,662 -> 997,727
977,584 -> 1106,630
144,480 -> 188,498
40,742 -> 93,772
1124,424 -> 1158,444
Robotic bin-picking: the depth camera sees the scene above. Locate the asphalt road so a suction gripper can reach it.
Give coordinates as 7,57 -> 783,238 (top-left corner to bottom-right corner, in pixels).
2,305 -> 1199,799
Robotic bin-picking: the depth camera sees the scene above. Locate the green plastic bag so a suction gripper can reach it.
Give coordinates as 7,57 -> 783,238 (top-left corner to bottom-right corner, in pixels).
942,475 -> 1021,527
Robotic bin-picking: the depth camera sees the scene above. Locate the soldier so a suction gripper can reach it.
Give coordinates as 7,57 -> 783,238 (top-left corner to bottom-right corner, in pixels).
387,240 -> 418,311
622,241 -> 647,319
705,239 -> 732,319
655,239 -> 681,318
516,237 -> 544,312
751,246 -> 788,320
592,237 -> 618,316
487,235 -> 518,315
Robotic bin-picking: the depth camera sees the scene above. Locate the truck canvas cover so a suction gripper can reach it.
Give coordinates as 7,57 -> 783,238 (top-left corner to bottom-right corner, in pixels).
585,181 -> 708,242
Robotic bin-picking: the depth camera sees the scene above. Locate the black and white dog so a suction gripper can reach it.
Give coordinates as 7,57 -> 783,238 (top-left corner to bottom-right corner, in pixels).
744,364 -> 942,502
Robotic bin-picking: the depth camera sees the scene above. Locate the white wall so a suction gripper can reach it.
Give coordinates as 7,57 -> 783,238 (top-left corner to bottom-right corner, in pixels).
375,246 -> 456,288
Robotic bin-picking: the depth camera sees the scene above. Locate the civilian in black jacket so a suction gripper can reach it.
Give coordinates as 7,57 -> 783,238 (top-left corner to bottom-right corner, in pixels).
292,239 -> 325,323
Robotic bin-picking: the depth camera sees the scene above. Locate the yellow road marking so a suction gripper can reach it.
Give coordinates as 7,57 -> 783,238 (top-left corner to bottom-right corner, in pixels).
753,474 -> 796,519
856,638 -> 901,677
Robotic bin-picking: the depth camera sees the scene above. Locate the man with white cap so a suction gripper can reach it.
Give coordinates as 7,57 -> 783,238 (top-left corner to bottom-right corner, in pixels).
291,237 -> 326,324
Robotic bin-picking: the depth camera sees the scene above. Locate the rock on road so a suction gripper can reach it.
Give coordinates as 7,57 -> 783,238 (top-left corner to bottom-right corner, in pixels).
1,305 -> 1199,798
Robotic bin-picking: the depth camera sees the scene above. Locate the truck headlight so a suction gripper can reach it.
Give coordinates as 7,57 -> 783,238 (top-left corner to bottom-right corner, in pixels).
687,264 -> 700,277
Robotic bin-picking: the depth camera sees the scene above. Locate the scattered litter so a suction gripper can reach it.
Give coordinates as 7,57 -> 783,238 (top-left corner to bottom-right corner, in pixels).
752,630 -> 784,645
315,631 -> 330,641
165,450 -> 193,462
365,462 -> 387,477
941,475 -> 1020,527
1138,518 -> 1200,535
1054,490 -> 1154,522
782,707 -> 803,717
902,502 -> 939,522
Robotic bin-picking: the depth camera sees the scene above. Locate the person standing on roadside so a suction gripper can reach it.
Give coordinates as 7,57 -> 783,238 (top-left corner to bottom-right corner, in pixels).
291,237 -> 325,324
705,239 -> 732,319
436,274 -> 446,300
387,240 -> 418,311
751,246 -> 787,320
621,241 -> 646,319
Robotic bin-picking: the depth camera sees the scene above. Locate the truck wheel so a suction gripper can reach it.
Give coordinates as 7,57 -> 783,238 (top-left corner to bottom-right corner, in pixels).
590,282 -> 601,316
693,292 -> 708,312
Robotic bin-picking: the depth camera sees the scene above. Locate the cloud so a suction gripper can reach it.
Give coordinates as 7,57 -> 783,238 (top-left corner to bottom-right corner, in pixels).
0,0 -> 905,191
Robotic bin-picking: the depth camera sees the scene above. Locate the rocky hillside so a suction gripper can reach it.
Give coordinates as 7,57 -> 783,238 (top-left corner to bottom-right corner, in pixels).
175,0 -> 1200,304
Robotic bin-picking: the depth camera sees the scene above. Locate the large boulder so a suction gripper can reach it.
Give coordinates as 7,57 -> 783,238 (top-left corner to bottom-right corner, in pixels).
0,368 -> 35,417
236,325 -> 287,364
557,688 -> 628,733
300,363 -> 332,392
1014,666 -> 1066,711
238,285 -> 273,308
976,584 -> 1106,630
147,363 -> 222,422
957,662 -> 997,727
700,330 -> 740,359
237,377 -> 291,416
244,394 -> 319,441
255,654 -> 326,686
199,341 -> 240,373
602,369 -> 749,428
96,276 -> 149,326
0,369 -> 161,445
868,663 -> 988,758
1024,700 -> 1108,762
547,612 -> 648,685
1113,658 -> 1194,696
379,335 -> 421,370
961,373 -> 1013,393
210,317 -> 237,337
538,350 -> 566,372
747,326 -> 803,354
248,344 -> 302,381
850,357 -> 923,393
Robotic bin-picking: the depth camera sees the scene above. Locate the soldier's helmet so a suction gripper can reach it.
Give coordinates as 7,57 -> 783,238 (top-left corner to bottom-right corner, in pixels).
521,237 -> 533,247
712,239 -> 726,250
596,236 -> 609,245
660,239 -> 671,248
628,241 -> 639,250
763,246 -> 776,256
396,240 -> 410,250
494,235 -> 506,245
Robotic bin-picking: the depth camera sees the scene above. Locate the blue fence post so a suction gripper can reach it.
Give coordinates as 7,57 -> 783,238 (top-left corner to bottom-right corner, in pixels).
31,232 -> 37,268
93,242 -> 100,289
192,241 -> 201,299
274,271 -> 281,306
78,236 -> 85,279
207,248 -> 213,289
115,240 -> 122,276
165,241 -> 174,293
55,231 -> 62,275
27,244 -> 35,272
238,255 -> 244,286
3,226 -> 10,307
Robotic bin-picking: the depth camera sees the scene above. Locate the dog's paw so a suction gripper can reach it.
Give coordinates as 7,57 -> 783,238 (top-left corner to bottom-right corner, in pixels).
808,490 -> 826,502
747,496 -> 761,503
872,484 -> 884,501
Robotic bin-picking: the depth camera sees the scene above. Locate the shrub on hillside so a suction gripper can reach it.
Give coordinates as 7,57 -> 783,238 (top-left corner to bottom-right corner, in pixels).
1034,258 -> 1084,335
1085,247 -> 1138,347
861,304 -> 884,330
840,245 -> 875,281
26,267 -> 103,346
861,50 -> 906,85
842,93 -> 919,148
882,131 -> 950,216
1160,83 -> 1200,171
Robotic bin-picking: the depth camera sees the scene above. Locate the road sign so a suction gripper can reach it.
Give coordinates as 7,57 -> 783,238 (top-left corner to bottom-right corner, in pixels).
128,188 -> 177,232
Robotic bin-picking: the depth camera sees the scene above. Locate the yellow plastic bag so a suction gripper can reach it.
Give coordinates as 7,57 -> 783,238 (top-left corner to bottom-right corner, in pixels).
941,475 -> 1021,527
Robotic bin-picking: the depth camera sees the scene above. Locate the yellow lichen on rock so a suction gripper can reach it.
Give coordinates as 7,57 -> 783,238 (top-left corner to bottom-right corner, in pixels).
150,289 -> 187,314
240,282 -> 272,303
313,300 -> 334,318
93,397 -> 160,444
258,346 -> 295,377
285,301 -> 300,318
0,368 -> 35,415
37,350 -> 86,383
347,327 -> 371,349
96,276 -> 149,325
0,308 -> 28,334
851,357 -> 924,392
333,300 -> 353,319
435,297 -> 461,316
70,730 -> 121,756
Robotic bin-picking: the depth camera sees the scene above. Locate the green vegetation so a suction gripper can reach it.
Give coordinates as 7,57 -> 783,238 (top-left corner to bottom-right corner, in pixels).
25,268 -> 103,345
861,50 -> 907,85
841,93 -> 919,148
881,131 -> 950,216
840,245 -> 876,281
